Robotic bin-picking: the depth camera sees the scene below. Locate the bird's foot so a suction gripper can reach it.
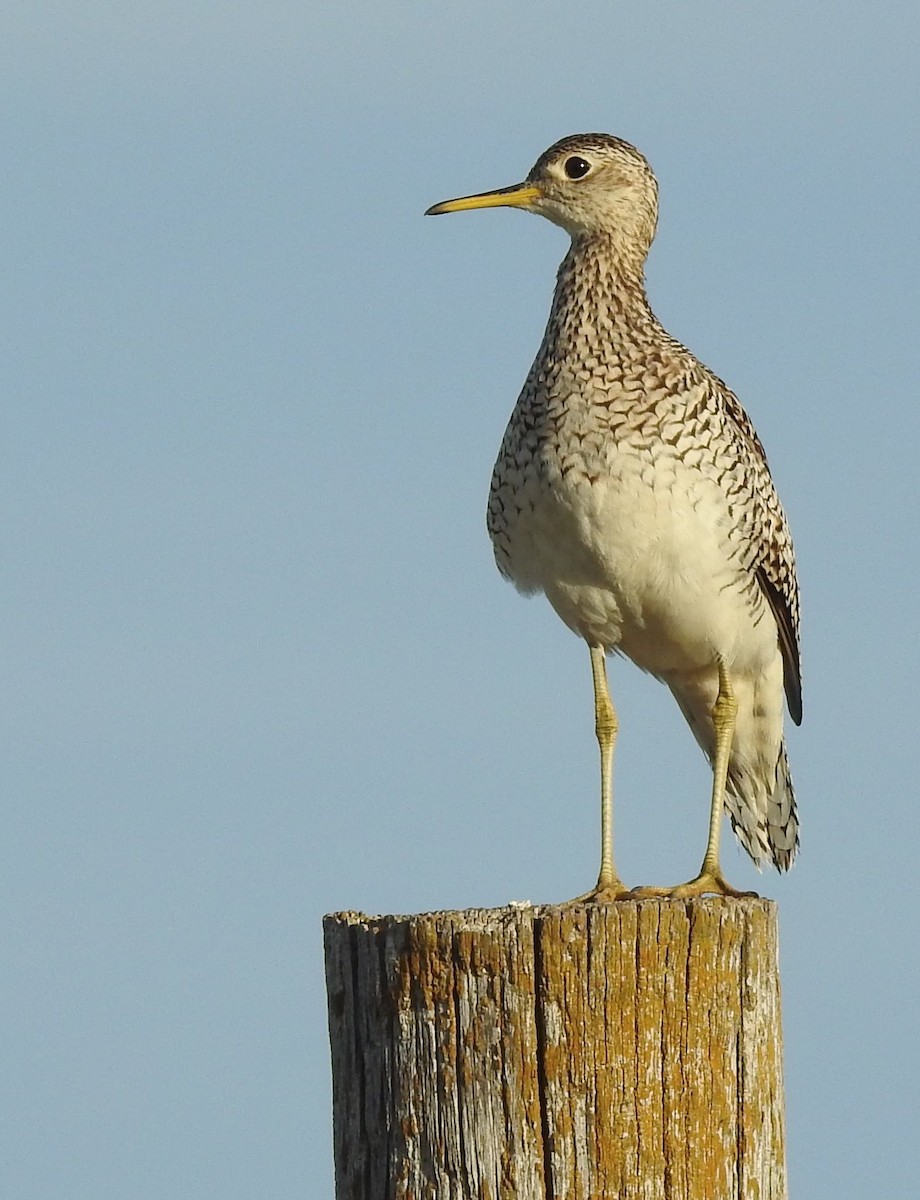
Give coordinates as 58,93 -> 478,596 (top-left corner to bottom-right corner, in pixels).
562,876 -> 633,905
631,870 -> 759,900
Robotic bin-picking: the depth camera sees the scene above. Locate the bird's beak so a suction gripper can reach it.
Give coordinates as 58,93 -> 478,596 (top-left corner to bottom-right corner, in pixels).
425,181 -> 542,216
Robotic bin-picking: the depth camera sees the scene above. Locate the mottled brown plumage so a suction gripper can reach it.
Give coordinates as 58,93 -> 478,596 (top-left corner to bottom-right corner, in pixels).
427,134 -> 801,895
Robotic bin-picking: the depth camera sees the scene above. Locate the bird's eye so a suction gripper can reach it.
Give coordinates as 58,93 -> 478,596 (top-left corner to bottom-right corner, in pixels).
564,156 -> 592,180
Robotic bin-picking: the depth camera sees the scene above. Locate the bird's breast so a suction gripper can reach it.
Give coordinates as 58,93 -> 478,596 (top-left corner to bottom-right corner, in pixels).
487,393 -> 767,671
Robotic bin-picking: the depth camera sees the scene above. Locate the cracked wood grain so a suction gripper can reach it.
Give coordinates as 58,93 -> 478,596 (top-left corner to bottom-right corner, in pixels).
324,899 -> 786,1200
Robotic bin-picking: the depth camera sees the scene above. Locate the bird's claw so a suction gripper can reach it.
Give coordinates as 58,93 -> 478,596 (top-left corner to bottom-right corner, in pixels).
631,871 -> 759,900
561,878 -> 634,905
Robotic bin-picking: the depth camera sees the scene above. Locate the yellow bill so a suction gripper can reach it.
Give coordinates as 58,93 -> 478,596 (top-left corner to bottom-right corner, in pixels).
425,182 -> 542,216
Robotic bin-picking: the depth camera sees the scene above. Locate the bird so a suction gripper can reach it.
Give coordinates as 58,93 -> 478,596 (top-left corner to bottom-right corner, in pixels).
425,134 -> 801,900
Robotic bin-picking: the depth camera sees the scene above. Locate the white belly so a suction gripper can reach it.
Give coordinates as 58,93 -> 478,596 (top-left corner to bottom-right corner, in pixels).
495,450 -> 774,677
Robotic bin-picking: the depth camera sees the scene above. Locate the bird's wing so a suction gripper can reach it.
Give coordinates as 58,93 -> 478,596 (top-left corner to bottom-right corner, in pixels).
715,379 -> 803,726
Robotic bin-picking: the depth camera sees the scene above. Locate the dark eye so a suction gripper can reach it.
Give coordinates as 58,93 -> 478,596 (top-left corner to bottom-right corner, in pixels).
564,156 -> 591,180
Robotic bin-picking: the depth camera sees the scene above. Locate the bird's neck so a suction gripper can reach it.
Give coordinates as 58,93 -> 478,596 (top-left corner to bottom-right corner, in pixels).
544,235 -> 660,358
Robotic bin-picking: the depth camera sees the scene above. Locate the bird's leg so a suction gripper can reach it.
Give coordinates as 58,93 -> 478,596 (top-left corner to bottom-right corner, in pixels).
684,659 -> 755,896
566,646 -> 630,902
633,660 -> 757,899
592,646 -> 623,893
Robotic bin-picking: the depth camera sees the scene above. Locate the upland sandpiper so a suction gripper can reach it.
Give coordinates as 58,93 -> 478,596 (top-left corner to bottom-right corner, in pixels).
426,134 -> 802,900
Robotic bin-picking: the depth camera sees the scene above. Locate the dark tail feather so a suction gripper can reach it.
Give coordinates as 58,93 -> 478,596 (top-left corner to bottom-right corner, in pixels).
725,740 -> 799,871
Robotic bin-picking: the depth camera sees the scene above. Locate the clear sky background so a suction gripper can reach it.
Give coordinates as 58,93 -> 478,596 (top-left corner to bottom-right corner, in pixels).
3,3 -> 918,1197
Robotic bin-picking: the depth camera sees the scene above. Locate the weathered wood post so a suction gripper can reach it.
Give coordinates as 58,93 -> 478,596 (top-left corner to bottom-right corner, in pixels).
324,898 -> 786,1199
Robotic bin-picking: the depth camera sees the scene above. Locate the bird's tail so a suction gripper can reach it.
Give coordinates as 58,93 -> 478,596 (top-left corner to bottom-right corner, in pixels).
669,676 -> 799,871
724,740 -> 799,871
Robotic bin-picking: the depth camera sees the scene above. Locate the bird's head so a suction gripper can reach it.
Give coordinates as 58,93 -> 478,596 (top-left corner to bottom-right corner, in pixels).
426,133 -> 659,258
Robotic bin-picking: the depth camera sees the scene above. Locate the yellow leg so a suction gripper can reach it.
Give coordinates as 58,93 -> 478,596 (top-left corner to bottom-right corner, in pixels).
633,660 -> 757,899
567,646 -> 630,902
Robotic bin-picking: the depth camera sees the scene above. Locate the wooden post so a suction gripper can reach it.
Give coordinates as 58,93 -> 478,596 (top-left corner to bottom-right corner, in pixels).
324,898 -> 786,1200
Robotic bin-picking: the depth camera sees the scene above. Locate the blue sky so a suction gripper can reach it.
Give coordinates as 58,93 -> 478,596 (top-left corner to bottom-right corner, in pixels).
3,3 -> 918,1197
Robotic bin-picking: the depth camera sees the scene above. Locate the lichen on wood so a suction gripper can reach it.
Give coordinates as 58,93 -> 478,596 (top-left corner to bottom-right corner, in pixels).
324,899 -> 786,1200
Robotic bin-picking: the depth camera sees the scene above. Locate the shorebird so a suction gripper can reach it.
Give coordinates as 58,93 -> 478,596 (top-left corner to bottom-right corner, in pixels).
426,134 -> 801,900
